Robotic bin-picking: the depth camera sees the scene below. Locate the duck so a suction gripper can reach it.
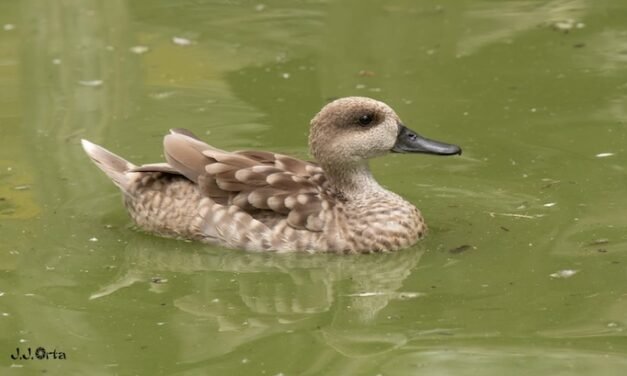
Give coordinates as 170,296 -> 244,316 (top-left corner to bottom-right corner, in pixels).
81,97 -> 461,253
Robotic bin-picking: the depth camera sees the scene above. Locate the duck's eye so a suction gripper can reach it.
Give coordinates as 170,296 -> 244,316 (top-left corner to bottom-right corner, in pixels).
358,114 -> 374,126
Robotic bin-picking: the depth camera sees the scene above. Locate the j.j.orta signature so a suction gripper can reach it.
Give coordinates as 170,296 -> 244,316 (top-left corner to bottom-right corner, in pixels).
10,346 -> 66,360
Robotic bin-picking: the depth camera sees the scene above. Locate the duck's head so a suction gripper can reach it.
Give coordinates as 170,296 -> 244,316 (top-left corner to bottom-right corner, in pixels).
309,97 -> 461,166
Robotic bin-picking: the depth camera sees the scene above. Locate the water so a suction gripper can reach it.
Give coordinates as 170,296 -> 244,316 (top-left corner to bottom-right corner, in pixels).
1,0 -> 626,374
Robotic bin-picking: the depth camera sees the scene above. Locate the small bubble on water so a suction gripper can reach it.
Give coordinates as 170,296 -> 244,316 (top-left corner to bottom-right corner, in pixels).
595,152 -> 614,158
281,72 -> 290,79
550,269 -> 578,279
130,45 -> 150,54
553,19 -> 575,31
150,91 -> 176,100
172,37 -> 192,46
78,80 -> 104,87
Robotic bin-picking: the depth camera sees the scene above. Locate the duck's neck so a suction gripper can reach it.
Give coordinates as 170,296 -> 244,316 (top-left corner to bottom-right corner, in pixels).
323,161 -> 386,199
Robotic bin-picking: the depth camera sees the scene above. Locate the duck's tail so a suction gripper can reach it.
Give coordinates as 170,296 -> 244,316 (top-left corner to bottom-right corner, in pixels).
81,139 -> 136,191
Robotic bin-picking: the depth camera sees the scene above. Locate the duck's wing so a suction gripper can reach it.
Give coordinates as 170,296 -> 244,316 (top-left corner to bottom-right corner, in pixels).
163,129 -> 332,232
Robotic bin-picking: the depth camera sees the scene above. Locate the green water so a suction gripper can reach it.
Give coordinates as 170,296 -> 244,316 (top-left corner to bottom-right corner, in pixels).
1,0 -> 627,374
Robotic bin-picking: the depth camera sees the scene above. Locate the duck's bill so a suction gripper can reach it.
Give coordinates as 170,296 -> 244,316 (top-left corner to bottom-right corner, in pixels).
391,124 -> 462,155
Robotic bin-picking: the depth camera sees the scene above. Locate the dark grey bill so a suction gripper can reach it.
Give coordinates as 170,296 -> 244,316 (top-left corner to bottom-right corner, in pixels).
391,124 -> 461,155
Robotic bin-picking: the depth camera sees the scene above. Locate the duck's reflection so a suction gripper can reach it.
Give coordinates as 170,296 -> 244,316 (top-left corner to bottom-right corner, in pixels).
93,238 -> 424,358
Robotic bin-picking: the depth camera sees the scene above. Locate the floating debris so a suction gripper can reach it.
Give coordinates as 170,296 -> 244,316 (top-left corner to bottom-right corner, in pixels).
587,238 -> 609,246
13,185 -> 30,191
0,292 -> 4,296
488,212 -> 544,219
281,72 -> 290,79
150,91 -> 176,100
358,70 -> 375,77
595,152 -> 614,158
347,292 -> 386,297
151,277 -> 168,284
396,292 -> 424,299
52,58 -> 62,65
255,3 -> 266,11
88,237 -> 98,242
129,45 -> 150,55
78,80 -> 103,87
449,244 -> 473,254
346,291 -> 424,299
3,24 -> 15,31
172,37 -> 192,46
552,19 -> 585,32
550,269 -> 578,279
543,202 -> 557,207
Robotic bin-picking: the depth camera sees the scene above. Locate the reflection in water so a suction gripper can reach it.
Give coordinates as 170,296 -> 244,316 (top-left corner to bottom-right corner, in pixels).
380,346 -> 627,376
92,238 -> 424,361
20,0 -> 137,197
459,0 -> 587,56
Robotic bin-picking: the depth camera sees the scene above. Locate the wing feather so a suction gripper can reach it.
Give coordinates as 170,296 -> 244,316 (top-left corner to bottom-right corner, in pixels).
162,128 -> 334,232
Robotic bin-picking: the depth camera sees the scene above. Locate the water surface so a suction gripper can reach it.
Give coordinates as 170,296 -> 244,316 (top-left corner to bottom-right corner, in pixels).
1,1 -> 626,374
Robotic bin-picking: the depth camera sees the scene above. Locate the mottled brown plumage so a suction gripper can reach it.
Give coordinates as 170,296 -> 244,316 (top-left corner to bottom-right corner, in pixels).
81,97 -> 461,253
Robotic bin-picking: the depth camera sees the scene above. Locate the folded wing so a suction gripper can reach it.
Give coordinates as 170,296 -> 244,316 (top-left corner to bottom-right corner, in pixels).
163,129 -> 332,232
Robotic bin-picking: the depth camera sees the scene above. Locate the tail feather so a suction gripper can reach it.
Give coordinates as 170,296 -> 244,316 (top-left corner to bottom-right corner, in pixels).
81,139 -> 136,190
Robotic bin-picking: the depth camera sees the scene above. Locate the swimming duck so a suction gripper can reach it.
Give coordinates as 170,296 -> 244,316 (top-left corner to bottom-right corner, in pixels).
81,97 -> 461,253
